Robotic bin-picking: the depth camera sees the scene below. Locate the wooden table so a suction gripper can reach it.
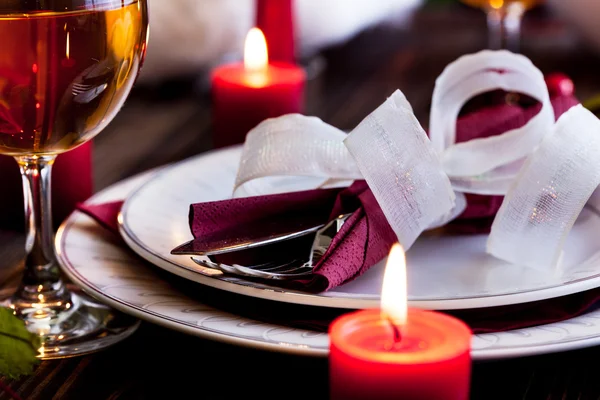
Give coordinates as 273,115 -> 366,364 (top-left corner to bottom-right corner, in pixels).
3,3 -> 600,399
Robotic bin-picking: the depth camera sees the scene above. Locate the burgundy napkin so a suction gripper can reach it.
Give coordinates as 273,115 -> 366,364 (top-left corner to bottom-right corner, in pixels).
78,201 -> 123,234
261,287 -> 600,335
452,287 -> 600,334
76,199 -> 600,334
78,183 -> 394,293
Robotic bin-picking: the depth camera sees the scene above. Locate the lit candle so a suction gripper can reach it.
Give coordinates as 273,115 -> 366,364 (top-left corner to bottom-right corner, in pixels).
210,27 -> 305,149
329,244 -> 472,400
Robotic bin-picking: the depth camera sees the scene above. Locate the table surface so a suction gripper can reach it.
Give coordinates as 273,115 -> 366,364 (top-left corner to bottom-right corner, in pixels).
3,2 -> 600,399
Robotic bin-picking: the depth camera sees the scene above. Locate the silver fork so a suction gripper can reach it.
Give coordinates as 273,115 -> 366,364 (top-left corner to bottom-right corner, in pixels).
191,213 -> 350,281
192,258 -> 314,280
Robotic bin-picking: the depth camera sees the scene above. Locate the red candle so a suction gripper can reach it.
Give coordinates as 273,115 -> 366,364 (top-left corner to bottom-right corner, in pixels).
255,0 -> 295,63
329,245 -> 472,400
211,28 -> 305,149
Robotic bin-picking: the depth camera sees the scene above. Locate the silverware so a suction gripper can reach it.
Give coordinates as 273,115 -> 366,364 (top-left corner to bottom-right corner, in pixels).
72,82 -> 108,104
171,215 -> 328,257
190,214 -> 350,280
70,59 -> 114,104
192,258 -> 314,281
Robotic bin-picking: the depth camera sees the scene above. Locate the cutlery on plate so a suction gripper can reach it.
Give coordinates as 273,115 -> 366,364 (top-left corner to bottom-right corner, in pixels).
192,258 -> 314,280
190,214 -> 350,280
170,214 -> 329,257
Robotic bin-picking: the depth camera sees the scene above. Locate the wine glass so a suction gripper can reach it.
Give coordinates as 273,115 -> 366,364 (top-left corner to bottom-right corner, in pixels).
0,0 -> 149,359
460,0 -> 543,51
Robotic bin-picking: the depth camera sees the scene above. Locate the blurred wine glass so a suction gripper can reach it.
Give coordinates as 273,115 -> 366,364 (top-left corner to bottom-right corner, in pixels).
460,0 -> 544,51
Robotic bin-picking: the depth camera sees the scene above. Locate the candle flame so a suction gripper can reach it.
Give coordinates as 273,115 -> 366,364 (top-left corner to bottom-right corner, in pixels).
381,243 -> 408,327
66,31 -> 70,59
244,27 -> 268,72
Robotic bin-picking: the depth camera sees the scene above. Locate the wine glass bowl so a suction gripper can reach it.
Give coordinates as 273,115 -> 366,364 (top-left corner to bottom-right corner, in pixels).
0,0 -> 148,359
0,1 -> 147,155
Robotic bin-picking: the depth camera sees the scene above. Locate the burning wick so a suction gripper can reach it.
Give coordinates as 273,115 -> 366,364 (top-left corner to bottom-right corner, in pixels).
382,315 -> 404,351
389,319 -> 402,343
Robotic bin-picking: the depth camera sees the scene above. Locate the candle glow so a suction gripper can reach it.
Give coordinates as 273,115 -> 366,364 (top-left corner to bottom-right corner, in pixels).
381,243 -> 408,327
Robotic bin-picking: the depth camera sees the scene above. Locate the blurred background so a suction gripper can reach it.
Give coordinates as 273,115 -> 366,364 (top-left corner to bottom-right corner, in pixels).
95,0 -> 600,190
137,0 -> 600,85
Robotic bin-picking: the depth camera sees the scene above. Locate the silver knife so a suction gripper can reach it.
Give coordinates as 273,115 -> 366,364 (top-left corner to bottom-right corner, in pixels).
170,215 -> 328,256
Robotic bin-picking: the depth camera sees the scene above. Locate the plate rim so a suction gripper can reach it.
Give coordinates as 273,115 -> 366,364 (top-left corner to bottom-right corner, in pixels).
54,159 -> 600,361
118,147 -> 600,310
57,205 -> 600,362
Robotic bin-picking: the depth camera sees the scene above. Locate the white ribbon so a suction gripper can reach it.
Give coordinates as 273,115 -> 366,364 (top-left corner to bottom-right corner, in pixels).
344,90 -> 460,249
488,105 -> 600,269
232,50 -> 600,269
234,115 -> 361,198
430,50 -> 555,195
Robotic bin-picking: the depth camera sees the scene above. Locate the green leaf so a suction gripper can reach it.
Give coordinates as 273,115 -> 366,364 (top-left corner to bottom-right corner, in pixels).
0,307 -> 41,379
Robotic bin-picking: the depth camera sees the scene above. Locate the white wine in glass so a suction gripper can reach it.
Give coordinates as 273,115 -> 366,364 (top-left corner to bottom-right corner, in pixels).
0,0 -> 148,359
460,0 -> 544,51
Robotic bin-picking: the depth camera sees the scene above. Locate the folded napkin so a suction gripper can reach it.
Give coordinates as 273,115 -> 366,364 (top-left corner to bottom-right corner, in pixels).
79,181 -> 393,292
189,180 -> 395,291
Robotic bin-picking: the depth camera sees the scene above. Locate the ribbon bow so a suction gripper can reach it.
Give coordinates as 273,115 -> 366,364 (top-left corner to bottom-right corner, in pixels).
233,50 -> 600,269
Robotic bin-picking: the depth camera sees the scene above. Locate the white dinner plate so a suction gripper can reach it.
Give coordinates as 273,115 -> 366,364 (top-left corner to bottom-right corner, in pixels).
57,167 -> 600,360
119,146 -> 600,310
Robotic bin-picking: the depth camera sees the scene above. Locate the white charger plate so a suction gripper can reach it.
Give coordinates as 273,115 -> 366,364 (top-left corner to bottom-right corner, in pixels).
119,146 -> 600,310
56,168 -> 600,359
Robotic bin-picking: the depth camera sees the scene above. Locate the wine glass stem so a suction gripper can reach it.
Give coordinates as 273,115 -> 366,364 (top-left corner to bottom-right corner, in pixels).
504,4 -> 524,52
12,155 -> 70,311
487,9 -> 503,50
487,4 -> 525,52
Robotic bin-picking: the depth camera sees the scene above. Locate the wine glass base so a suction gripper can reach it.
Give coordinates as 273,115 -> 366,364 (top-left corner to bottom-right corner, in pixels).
1,284 -> 140,360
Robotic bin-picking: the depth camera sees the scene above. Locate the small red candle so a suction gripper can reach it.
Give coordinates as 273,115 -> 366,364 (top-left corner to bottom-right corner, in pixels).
329,244 -> 472,400
211,28 -> 305,148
